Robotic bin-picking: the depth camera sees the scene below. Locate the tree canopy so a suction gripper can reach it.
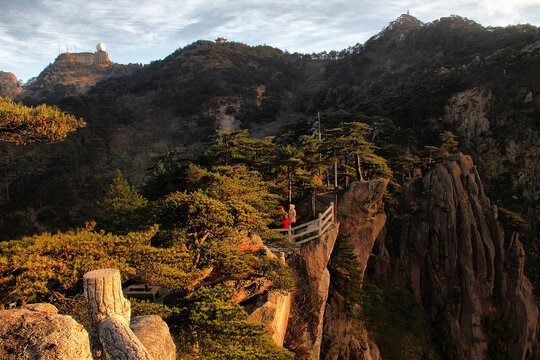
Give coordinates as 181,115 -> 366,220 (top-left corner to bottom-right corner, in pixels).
0,97 -> 85,144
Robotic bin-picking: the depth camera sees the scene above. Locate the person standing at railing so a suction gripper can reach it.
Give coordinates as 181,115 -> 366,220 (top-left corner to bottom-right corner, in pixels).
279,205 -> 287,220
282,216 -> 291,229
278,205 -> 290,229
288,204 -> 297,226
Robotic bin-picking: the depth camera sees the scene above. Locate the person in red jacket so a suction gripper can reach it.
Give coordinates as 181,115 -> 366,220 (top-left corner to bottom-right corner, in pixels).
282,216 -> 291,229
279,205 -> 287,219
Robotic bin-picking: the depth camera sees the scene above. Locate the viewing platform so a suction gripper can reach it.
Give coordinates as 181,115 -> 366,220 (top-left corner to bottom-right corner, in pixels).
271,202 -> 335,245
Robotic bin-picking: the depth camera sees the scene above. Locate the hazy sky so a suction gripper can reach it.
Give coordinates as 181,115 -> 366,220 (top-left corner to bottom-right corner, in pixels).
1,0 -> 540,82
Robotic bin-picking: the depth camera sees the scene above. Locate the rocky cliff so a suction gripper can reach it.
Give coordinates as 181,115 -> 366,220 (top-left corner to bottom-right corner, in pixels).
285,223 -> 339,360
442,86 -> 538,243
371,154 -> 539,359
322,179 -> 388,360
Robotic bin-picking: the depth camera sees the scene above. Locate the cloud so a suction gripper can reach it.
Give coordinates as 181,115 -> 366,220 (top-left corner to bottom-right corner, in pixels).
1,0 -> 540,81
402,0 -> 540,26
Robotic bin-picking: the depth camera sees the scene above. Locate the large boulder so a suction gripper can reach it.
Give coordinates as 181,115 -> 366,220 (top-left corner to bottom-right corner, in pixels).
0,304 -> 92,360
130,315 -> 176,360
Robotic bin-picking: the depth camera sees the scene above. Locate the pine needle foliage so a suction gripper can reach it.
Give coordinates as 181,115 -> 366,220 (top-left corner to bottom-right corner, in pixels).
97,170 -> 151,233
0,96 -> 85,144
175,285 -> 294,360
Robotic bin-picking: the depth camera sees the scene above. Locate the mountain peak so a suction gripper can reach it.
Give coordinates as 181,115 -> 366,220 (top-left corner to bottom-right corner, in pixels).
385,13 -> 423,32
368,13 -> 423,44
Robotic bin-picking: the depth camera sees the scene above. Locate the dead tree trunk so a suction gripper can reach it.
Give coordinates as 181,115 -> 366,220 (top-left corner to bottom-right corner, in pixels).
99,315 -> 154,360
83,268 -> 175,360
83,268 -> 132,358
355,153 -> 363,181
333,162 -> 338,188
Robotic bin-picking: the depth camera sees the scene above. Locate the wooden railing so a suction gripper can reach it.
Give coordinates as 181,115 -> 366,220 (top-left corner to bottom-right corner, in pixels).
271,202 -> 335,245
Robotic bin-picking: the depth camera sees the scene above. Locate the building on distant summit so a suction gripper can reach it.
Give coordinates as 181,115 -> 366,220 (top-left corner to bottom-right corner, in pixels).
56,43 -> 110,65
215,37 -> 227,43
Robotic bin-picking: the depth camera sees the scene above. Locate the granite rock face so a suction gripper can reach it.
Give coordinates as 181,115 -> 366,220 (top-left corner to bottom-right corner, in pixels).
247,291 -> 292,346
240,230 -> 293,347
322,179 -> 388,360
337,179 -> 389,283
442,85 -> 539,275
286,223 -> 339,360
130,315 -> 176,360
373,154 -> 539,359
0,305 -> 93,360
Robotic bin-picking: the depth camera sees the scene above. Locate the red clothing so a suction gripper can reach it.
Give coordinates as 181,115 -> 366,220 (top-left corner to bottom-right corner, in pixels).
282,217 -> 291,229
279,206 -> 287,219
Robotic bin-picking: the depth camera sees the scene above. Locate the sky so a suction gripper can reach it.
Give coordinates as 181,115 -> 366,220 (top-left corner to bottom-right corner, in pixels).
1,0 -> 540,82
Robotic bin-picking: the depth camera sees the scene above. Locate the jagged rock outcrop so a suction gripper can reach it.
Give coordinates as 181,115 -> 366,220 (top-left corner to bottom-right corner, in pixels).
84,268 -> 132,358
247,291 -> 292,346
0,304 -> 93,359
285,223 -> 339,360
322,179 -> 388,360
239,230 -> 292,346
503,232 -> 538,360
372,154 -> 539,359
231,231 -> 278,304
337,179 -> 389,282
99,315 -> 153,360
84,268 -> 176,360
443,86 -> 493,150
0,269 -> 177,360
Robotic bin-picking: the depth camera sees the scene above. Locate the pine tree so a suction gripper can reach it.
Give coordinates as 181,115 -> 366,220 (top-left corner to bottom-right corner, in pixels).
0,96 -> 85,144
271,145 -> 306,202
98,171 -> 150,233
439,131 -> 459,160
297,134 -> 329,193
200,130 -> 277,173
320,121 -> 390,187
421,131 -> 459,169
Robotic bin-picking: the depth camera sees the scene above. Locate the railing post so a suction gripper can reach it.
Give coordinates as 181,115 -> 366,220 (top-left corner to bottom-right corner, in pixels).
330,202 -> 334,223
318,213 -> 322,236
288,225 -> 292,242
